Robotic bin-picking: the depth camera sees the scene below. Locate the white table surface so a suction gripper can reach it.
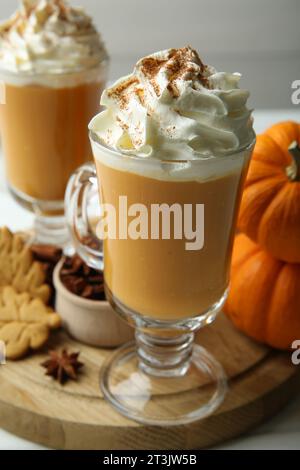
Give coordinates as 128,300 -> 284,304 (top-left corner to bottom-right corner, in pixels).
0,109 -> 300,450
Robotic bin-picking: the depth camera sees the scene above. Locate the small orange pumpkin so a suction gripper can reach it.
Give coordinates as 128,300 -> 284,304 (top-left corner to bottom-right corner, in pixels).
238,121 -> 300,263
225,233 -> 300,350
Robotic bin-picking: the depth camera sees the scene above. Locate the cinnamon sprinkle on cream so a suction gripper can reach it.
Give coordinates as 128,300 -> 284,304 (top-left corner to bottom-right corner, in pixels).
107,77 -> 139,109
165,47 -> 210,95
116,116 -> 129,131
140,56 -> 168,79
151,79 -> 161,97
135,87 -> 145,106
139,46 -> 211,98
107,77 -> 138,99
90,46 -> 254,159
167,82 -> 180,98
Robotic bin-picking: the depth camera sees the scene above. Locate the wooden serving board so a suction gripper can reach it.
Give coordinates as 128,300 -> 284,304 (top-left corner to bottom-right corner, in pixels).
0,313 -> 299,450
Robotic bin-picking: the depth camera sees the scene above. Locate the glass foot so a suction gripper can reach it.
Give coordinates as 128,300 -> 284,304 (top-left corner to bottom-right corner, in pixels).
101,341 -> 227,426
8,183 -> 72,250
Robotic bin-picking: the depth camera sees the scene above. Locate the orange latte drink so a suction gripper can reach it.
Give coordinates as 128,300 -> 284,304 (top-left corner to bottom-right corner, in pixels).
93,148 -> 250,320
89,47 -> 254,322
1,72 -> 104,202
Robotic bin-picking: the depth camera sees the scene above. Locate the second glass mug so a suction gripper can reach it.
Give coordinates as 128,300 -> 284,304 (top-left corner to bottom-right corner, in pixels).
0,63 -> 108,247
66,131 -> 255,425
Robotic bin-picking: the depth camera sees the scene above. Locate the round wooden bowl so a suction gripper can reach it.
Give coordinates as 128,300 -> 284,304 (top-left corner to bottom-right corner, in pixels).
53,260 -> 134,348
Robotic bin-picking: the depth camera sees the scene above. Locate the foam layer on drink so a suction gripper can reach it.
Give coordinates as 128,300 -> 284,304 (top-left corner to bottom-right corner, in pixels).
0,65 -> 106,89
90,46 -> 254,166
91,136 -> 251,183
0,0 -> 108,86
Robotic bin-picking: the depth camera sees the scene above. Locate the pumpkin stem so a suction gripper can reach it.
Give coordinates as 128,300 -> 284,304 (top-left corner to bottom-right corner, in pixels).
287,141 -> 300,182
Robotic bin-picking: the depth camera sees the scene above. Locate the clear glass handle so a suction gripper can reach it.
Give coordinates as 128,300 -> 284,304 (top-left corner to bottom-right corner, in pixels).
65,162 -> 103,271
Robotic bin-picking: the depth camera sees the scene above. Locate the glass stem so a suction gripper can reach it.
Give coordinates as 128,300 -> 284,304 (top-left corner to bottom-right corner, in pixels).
135,330 -> 194,378
34,213 -> 70,249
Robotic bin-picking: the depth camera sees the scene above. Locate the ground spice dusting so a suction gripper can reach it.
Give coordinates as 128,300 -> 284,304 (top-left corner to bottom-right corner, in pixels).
165,47 -> 210,95
107,77 -> 139,109
106,46 -> 211,121
140,56 -> 168,79
151,79 -> 161,97
107,77 -> 139,98
58,3 -> 69,21
3,1 -> 70,35
167,82 -> 180,98
139,47 -> 210,99
135,87 -> 145,106
116,116 -> 129,131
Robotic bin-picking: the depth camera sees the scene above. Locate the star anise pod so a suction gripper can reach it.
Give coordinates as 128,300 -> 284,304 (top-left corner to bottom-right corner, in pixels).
41,349 -> 84,385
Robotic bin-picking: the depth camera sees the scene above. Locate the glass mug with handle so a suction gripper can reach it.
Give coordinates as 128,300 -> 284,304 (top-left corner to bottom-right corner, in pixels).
65,130 -> 255,426
0,0 -> 109,247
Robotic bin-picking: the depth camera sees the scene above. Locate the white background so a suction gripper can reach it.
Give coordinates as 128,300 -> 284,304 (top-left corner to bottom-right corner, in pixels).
1,0 -> 300,109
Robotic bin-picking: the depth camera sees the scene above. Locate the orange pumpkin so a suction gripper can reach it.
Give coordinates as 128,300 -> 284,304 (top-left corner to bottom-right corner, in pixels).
225,233 -> 300,350
238,121 -> 300,263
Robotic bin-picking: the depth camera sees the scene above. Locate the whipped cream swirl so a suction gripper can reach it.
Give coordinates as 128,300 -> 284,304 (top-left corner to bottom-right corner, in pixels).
90,47 -> 254,159
0,0 -> 108,74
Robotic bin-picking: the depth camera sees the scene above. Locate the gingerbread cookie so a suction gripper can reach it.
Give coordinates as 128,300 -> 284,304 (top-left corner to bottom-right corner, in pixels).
0,227 -> 50,303
0,286 -> 61,359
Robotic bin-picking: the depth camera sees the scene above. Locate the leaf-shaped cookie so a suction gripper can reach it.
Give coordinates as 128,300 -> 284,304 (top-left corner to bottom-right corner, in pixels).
0,227 -> 50,303
0,286 -> 61,360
